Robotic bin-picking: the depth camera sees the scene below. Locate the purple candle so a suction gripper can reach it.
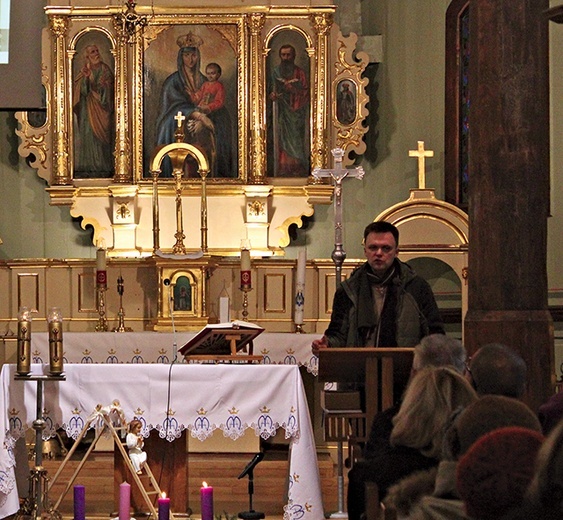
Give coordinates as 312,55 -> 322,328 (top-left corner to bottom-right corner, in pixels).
119,482 -> 131,520
73,484 -> 85,520
158,493 -> 170,520
200,482 -> 213,520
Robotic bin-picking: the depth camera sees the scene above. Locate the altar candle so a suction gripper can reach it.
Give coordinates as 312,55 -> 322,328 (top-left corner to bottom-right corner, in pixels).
219,296 -> 230,323
96,247 -> 107,287
200,482 -> 214,520
73,484 -> 86,520
119,482 -> 131,520
158,492 -> 170,520
294,248 -> 307,325
240,248 -> 251,289
96,247 -> 107,271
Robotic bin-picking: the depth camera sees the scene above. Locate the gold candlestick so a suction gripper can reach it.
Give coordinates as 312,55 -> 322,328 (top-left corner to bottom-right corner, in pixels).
16,307 -> 32,376
113,276 -> 132,332
240,288 -> 251,322
95,286 -> 108,332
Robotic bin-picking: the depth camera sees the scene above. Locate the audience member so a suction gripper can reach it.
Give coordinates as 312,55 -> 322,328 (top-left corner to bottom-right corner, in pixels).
467,343 -> 526,398
347,366 -> 477,520
456,426 -> 544,520
537,390 -> 563,435
363,334 -> 467,459
502,417 -> 563,520
349,334 -> 466,519
384,395 -> 543,520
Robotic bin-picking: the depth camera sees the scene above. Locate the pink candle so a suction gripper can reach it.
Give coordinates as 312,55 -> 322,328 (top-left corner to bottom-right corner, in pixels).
119,482 -> 130,520
200,482 -> 213,520
158,492 -> 170,520
73,484 -> 85,520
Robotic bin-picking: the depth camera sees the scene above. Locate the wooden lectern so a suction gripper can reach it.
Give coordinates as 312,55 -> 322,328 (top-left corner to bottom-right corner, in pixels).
318,348 -> 413,518
318,348 -> 414,440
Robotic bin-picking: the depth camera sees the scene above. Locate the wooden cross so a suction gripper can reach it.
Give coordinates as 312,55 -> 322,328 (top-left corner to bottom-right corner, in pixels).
408,140 -> 434,189
174,111 -> 186,128
312,148 -> 364,284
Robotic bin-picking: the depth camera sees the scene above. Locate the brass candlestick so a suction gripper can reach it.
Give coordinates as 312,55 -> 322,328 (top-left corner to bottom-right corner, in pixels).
95,286 -> 108,332
113,276 -> 132,332
240,288 -> 251,322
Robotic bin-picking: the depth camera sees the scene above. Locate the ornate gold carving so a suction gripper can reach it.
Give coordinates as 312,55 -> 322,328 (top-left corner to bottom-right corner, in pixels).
332,32 -> 370,164
248,200 -> 265,217
49,15 -> 69,38
16,4 -> 370,258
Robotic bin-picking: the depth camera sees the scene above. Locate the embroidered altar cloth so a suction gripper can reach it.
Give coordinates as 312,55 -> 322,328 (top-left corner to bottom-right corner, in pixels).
0,363 -> 324,519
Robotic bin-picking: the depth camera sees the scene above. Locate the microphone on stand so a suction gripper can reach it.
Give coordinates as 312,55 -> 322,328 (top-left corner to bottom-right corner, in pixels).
238,452 -> 264,479
237,452 -> 265,519
163,279 -> 178,363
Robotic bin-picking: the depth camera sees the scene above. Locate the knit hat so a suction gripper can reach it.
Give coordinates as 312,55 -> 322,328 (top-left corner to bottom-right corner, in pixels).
538,391 -> 563,435
447,395 -> 541,459
456,426 -> 544,520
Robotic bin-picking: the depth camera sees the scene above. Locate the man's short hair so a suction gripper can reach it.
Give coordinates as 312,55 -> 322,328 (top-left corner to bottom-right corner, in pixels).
412,334 -> 466,374
469,343 -> 527,398
363,221 -> 399,245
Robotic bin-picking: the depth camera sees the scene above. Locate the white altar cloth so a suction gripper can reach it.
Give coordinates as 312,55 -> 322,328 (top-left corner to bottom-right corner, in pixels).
30,332 -> 320,374
0,364 -> 324,520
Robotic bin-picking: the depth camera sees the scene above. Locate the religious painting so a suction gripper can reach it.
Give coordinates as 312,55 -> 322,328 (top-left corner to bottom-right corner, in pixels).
143,24 -> 239,180
173,275 -> 193,312
336,80 -> 357,126
266,30 -> 311,178
72,31 -> 116,179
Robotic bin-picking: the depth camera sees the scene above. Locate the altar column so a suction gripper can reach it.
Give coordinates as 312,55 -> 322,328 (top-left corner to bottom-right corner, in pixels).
464,0 -> 554,411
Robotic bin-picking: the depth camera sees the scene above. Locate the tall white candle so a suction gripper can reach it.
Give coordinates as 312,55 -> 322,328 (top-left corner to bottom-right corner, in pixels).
240,248 -> 251,289
219,296 -> 230,323
297,248 -> 307,286
294,248 -> 307,326
96,248 -> 107,271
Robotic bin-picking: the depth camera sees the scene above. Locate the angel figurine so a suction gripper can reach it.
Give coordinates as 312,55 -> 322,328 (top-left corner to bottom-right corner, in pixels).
126,419 -> 147,474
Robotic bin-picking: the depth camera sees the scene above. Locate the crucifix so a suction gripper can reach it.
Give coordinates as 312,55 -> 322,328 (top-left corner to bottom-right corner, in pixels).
312,148 -> 364,285
408,140 -> 434,189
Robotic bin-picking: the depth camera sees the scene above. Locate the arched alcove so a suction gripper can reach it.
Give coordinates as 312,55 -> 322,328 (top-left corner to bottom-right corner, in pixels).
376,188 -> 469,338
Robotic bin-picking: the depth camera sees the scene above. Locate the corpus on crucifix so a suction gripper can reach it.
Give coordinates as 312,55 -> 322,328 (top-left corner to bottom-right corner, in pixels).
408,140 -> 434,189
312,148 -> 364,284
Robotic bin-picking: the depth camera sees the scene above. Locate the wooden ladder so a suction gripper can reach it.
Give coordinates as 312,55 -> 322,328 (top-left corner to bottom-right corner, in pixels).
48,405 -> 175,520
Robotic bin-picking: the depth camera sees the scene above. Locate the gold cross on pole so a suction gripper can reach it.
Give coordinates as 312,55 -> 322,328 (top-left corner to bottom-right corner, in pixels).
408,140 -> 434,189
174,111 -> 186,128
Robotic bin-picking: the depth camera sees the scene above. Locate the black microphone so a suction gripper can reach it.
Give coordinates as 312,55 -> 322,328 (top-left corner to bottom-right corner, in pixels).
163,278 -> 171,286
238,452 -> 264,479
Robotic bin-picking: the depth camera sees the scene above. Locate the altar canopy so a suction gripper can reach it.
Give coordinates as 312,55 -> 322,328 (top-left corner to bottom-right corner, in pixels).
0,364 -> 323,519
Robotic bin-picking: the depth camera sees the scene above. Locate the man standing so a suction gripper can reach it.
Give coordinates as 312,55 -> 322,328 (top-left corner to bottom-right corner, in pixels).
312,221 -> 444,352
269,44 -> 309,177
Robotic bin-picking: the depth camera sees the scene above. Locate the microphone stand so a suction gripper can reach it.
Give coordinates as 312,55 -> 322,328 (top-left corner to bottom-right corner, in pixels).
238,453 -> 265,519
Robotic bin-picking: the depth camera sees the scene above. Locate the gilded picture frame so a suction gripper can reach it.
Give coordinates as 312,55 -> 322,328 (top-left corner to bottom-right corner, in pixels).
15,3 -> 370,258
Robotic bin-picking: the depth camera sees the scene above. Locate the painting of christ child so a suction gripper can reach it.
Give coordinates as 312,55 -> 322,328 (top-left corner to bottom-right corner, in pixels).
143,25 -> 238,179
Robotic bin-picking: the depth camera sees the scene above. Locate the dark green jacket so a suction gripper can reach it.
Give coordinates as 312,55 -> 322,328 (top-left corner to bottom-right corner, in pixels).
324,260 -> 445,347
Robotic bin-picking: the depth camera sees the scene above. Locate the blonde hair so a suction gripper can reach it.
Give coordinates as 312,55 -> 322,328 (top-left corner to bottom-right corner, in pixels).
390,366 -> 478,459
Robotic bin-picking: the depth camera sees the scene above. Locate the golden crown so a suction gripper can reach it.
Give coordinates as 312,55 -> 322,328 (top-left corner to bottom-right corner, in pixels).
176,32 -> 203,49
